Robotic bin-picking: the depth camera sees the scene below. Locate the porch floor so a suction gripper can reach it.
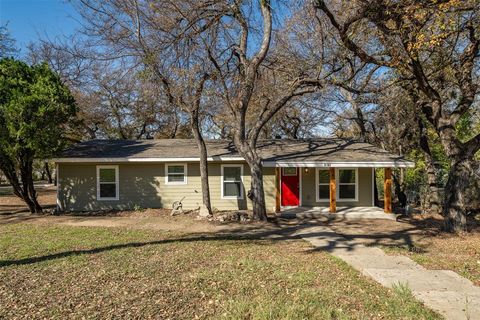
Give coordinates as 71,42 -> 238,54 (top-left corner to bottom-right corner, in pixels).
279,206 -> 397,221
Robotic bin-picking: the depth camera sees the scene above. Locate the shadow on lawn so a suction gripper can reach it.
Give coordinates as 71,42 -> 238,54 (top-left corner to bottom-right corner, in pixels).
0,224 -> 303,267
0,217 -> 427,268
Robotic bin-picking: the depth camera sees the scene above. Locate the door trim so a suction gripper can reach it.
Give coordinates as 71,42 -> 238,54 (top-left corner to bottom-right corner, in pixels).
280,167 -> 302,208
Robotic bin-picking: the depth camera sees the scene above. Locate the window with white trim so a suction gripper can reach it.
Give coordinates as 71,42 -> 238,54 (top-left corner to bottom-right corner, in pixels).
165,164 -> 187,185
316,169 -> 330,201
221,165 -> 243,199
97,165 -> 119,200
338,169 -> 357,200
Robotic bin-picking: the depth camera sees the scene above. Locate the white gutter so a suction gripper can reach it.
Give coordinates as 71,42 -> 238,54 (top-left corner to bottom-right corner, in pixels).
262,161 -> 415,168
53,157 -> 415,168
53,157 -> 246,163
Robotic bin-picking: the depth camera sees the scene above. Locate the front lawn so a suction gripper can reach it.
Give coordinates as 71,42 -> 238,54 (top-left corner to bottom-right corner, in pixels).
0,223 -> 439,319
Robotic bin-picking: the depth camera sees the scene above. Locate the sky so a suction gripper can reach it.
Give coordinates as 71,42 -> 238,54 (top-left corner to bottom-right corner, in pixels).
0,0 -> 79,55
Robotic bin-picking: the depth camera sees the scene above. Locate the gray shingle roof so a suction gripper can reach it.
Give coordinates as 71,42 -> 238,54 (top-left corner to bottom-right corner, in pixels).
58,139 -> 412,165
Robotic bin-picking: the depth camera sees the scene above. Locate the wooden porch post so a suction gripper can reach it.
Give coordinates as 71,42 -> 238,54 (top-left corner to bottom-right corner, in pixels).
275,167 -> 281,213
384,167 -> 392,213
329,167 -> 336,213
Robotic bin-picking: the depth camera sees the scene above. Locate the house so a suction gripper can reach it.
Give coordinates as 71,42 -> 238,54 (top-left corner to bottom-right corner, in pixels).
54,139 -> 414,214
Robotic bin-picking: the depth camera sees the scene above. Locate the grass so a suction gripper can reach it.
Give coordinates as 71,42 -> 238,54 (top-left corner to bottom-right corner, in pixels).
381,233 -> 480,286
0,223 -> 440,319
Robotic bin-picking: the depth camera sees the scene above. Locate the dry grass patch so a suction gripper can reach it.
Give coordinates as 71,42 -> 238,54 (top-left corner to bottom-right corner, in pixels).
329,214 -> 480,286
0,223 -> 439,319
0,185 -> 56,214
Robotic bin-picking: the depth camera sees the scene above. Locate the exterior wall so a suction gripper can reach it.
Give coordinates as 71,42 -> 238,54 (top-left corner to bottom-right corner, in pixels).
58,162 -> 276,212
300,167 -> 373,207
57,162 -> 372,212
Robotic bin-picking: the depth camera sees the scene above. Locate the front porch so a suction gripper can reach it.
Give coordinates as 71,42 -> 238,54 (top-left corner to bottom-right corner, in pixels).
273,166 -> 394,214
278,206 -> 397,221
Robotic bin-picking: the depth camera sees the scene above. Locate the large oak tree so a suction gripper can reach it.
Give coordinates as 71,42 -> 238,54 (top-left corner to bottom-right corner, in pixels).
315,0 -> 480,231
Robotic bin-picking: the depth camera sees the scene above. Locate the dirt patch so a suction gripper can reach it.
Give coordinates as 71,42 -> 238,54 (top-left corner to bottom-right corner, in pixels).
0,185 -> 56,214
328,214 -> 480,286
68,207 -> 176,217
0,208 -> 282,237
0,186 -> 269,234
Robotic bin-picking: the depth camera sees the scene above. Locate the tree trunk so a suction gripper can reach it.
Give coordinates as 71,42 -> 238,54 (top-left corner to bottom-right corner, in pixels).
425,159 -> 441,212
436,124 -> 470,232
190,109 -> 212,216
1,153 -> 42,213
248,160 -> 268,221
19,157 -> 42,214
44,162 -> 53,184
417,118 -> 441,212
233,131 -> 268,221
392,171 -> 407,208
443,159 -> 471,232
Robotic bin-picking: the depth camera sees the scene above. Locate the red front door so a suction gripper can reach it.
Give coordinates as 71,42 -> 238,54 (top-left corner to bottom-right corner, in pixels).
281,167 -> 299,206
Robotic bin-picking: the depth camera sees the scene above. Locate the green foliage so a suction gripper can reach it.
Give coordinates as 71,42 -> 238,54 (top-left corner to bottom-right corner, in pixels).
455,111 -> 479,143
456,111 -> 480,160
0,58 -> 77,161
403,150 -> 428,193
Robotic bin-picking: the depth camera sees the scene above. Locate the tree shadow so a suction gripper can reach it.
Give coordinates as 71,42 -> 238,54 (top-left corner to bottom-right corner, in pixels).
322,216 -> 454,253
0,216 -> 426,268
0,222 -> 307,267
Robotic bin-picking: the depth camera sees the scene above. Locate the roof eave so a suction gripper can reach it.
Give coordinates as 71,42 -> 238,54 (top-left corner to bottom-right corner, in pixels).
53,157 -> 415,168
262,161 -> 415,168
52,157 -> 245,163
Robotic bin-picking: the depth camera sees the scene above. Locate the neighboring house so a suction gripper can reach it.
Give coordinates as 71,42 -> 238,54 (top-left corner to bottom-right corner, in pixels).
54,139 -> 414,213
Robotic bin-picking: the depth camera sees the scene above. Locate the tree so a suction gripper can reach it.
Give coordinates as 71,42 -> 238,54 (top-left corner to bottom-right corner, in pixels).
74,0 -> 219,215
0,24 -> 17,58
182,0 -> 332,220
0,58 -> 76,213
315,0 -> 480,232
28,41 -> 186,141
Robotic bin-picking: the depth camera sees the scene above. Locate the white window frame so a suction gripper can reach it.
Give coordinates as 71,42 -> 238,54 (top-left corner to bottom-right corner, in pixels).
96,165 -> 119,201
164,163 -> 188,185
221,164 -> 244,199
336,168 -> 358,202
315,168 -> 330,202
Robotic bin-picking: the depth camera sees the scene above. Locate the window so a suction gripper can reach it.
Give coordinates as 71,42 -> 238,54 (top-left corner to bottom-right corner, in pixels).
316,169 -> 330,202
338,168 -> 357,201
165,164 -> 187,185
282,167 -> 297,176
96,165 -> 119,200
221,164 -> 243,199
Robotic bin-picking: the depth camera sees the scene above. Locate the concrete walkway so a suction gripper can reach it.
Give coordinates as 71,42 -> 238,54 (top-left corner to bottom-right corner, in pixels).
295,225 -> 480,320
281,206 -> 398,221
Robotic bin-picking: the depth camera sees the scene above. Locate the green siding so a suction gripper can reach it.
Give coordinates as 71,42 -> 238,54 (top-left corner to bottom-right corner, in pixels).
301,167 -> 373,207
58,162 -> 276,212
57,163 -> 372,212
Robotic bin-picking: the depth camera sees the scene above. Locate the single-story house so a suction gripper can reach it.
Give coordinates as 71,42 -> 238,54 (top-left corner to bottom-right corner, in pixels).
54,139 -> 414,214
